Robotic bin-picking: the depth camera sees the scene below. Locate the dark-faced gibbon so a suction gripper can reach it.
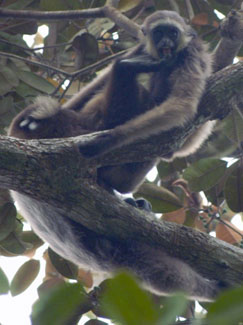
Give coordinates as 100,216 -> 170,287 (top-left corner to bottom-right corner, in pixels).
8,11 -> 219,301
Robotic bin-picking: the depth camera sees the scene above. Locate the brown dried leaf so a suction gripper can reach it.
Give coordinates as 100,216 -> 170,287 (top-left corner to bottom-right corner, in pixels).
216,221 -> 243,244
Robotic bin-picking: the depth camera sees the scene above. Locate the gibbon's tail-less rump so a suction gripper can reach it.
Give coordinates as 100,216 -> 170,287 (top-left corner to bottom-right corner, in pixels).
8,10 -> 219,301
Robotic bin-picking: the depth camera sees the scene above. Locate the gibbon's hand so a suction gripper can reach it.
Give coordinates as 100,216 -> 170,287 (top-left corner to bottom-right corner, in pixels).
79,132 -> 119,158
117,55 -> 164,74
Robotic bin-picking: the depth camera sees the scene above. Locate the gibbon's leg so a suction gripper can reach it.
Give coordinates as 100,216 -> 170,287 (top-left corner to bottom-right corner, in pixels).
79,55 -> 161,156
79,54 -> 161,193
62,66 -> 111,111
8,60 -> 158,196
63,44 -> 145,112
8,97 -> 91,140
10,191 -> 220,301
97,159 -> 158,194
129,243 -> 220,301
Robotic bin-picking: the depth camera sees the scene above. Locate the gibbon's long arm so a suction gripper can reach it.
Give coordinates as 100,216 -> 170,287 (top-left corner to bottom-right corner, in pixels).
79,49 -> 211,158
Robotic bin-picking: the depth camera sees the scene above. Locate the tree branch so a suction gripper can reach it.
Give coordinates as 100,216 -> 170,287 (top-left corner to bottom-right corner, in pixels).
0,49 -> 128,80
0,138 -> 243,287
0,5 -> 141,38
0,7 -> 105,20
213,9 -> 243,72
0,62 -> 243,286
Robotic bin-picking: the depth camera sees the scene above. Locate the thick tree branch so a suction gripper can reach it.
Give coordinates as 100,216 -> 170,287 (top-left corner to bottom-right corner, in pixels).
0,138 -> 243,287
0,62 -> 243,287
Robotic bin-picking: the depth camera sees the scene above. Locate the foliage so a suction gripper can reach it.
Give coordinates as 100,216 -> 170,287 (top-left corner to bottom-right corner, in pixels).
0,0 -> 242,324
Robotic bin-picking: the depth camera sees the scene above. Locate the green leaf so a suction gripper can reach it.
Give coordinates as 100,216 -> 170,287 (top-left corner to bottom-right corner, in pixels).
21,231 -> 43,250
15,82 -> 41,98
48,247 -> 78,279
0,65 -> 19,87
0,96 -> 17,132
16,70 -> 55,94
0,267 -> 9,294
32,282 -> 87,325
154,0 -> 171,10
209,1 -> 231,16
135,183 -> 183,213
157,158 -> 187,179
0,231 -> 28,255
101,272 -> 159,325
40,0 -> 80,10
0,202 -> 17,241
7,0 -> 35,10
10,259 -> 40,296
0,218 -> 31,254
0,71 -> 15,95
183,158 -> 227,192
118,0 -> 143,12
207,286 -> 243,325
224,163 -> 243,213
222,109 -> 243,144
159,293 -> 188,325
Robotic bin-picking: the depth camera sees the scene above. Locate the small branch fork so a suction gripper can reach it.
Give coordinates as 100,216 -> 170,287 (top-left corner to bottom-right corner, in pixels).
0,6 -> 141,38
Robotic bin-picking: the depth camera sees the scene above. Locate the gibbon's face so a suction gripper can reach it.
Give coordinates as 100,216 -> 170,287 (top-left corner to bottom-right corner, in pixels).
151,24 -> 181,59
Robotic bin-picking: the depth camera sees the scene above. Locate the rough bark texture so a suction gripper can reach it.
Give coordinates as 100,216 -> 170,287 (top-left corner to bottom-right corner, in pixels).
0,62 -> 243,287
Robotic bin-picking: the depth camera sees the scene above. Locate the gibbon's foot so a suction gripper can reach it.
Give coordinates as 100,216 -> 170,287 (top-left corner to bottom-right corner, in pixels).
124,197 -> 152,212
19,116 -> 40,132
117,55 -> 163,74
136,198 -> 152,211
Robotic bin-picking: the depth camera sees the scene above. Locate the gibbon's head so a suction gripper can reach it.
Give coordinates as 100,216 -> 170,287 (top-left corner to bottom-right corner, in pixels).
141,10 -> 196,60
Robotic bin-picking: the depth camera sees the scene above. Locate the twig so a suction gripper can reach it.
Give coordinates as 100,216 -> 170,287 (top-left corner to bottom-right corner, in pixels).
0,37 -> 72,52
71,48 -> 128,78
0,48 -> 128,79
0,50 -> 69,76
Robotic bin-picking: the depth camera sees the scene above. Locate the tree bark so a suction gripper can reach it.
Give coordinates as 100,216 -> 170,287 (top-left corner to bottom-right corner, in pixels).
0,62 -> 243,287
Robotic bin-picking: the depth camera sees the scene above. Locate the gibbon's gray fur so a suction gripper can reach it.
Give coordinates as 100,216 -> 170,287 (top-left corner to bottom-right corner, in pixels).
9,11 -> 219,301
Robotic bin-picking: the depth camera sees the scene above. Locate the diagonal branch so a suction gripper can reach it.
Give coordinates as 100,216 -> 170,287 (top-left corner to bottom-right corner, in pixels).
0,63 -> 242,290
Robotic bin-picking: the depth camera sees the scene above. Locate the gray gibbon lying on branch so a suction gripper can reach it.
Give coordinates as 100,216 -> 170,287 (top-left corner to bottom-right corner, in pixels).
9,11 -> 219,301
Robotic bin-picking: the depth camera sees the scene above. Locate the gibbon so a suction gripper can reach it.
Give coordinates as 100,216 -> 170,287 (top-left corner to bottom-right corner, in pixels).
9,11 -> 219,301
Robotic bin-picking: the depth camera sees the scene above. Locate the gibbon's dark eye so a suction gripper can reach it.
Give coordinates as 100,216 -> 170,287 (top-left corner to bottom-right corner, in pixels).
153,29 -> 164,44
170,28 -> 179,39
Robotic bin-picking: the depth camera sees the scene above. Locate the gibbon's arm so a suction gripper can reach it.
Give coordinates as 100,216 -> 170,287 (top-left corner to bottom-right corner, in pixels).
63,44 -> 144,112
79,54 -> 209,158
